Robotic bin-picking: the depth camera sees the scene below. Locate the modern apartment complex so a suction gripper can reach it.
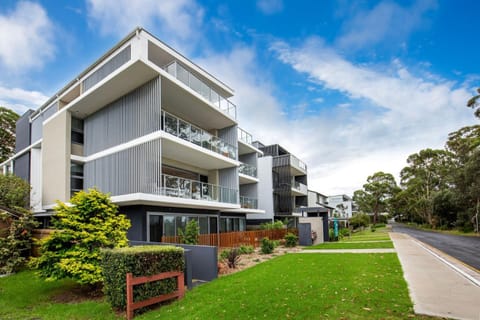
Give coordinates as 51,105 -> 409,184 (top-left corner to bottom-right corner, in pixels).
247,142 -> 308,226
1,28 -> 264,242
328,194 -> 354,218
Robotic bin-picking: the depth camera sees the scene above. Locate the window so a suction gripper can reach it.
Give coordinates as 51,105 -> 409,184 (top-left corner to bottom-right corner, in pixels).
71,117 -> 84,144
147,213 -> 220,242
70,162 -> 84,196
219,217 -> 246,233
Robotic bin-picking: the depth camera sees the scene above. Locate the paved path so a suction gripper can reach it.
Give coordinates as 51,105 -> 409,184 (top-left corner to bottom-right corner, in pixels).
392,223 -> 480,270
299,248 -> 396,253
391,232 -> 480,320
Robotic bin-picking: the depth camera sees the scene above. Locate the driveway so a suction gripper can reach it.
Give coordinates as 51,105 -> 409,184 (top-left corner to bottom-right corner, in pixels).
391,223 -> 480,270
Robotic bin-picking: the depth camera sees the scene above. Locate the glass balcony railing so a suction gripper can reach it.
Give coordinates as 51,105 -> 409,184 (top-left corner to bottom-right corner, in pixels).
292,179 -> 308,194
290,155 -> 307,172
151,173 -> 239,204
240,196 -> 258,209
164,61 -> 237,119
238,127 -> 253,145
239,163 -> 257,178
162,111 -> 237,159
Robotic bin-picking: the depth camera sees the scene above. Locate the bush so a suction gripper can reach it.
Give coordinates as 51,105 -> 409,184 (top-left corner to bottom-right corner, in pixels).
260,220 -> 285,230
0,208 -> 38,274
32,189 -> 130,285
349,213 -> 370,230
339,228 -> 350,239
178,220 -> 199,245
284,233 -> 298,247
225,248 -> 240,268
238,245 -> 254,254
261,237 -> 276,254
101,245 -> 184,310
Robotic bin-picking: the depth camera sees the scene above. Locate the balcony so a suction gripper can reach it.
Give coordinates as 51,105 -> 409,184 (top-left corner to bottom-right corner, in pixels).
164,61 -> 236,119
162,111 -> 237,160
238,127 -> 253,145
291,179 -> 308,196
148,173 -> 238,204
240,196 -> 258,209
239,163 -> 257,178
290,154 -> 307,174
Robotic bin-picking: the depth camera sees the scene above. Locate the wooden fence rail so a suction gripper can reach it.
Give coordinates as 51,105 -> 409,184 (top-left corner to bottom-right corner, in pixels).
162,229 -> 297,248
126,271 -> 185,320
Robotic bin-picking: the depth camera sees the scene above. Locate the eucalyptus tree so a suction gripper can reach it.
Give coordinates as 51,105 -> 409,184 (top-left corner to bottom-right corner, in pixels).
0,107 -> 19,163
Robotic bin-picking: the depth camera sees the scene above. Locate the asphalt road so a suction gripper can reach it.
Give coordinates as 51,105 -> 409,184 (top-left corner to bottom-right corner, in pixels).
391,223 -> 480,271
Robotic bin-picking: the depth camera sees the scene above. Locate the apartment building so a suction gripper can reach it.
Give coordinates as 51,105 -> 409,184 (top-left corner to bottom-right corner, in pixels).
1,27 -> 264,242
247,142 -> 308,227
328,194 -> 354,218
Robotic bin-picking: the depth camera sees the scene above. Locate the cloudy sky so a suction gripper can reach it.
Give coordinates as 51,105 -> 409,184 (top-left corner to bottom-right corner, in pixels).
0,0 -> 478,196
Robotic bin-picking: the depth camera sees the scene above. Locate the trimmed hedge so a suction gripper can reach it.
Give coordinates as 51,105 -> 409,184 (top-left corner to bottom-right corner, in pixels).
101,245 -> 184,310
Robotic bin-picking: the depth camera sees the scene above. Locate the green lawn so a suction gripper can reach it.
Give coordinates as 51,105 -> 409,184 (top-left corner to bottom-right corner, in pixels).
306,241 -> 394,249
0,271 -> 118,320
138,254 -> 417,319
341,227 -> 392,242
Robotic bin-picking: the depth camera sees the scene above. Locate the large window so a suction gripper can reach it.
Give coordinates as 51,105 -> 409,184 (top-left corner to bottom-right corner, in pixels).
71,117 -> 84,144
147,213 -> 219,241
219,217 -> 246,233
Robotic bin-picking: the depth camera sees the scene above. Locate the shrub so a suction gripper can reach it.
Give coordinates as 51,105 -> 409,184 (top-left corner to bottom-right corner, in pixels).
261,237 -> 276,254
178,220 -> 199,245
339,228 -> 350,239
260,220 -> 285,230
284,233 -> 298,247
101,245 -> 184,310
225,248 -> 240,268
349,213 -> 370,230
0,208 -> 38,274
0,174 -> 31,209
238,245 -> 254,254
32,189 -> 130,286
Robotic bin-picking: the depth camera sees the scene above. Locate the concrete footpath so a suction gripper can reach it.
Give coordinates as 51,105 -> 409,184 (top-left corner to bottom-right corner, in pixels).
390,232 -> 480,320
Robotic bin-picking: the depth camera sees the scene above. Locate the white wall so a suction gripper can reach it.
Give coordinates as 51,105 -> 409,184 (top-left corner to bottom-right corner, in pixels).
248,156 -> 274,221
30,148 -> 42,212
328,195 -> 353,218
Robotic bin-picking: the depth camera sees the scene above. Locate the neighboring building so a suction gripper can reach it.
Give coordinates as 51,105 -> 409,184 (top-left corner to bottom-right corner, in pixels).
327,194 -> 353,218
247,142 -> 308,227
0,27 -> 265,242
307,190 -> 334,215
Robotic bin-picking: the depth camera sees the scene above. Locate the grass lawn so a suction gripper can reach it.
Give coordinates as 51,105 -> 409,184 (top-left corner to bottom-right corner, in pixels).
0,271 -> 118,320
137,253 -> 419,319
305,241 -> 394,249
341,227 -> 392,242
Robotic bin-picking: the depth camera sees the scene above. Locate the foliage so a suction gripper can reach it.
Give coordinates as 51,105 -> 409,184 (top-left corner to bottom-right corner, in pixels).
0,107 -> 19,163
0,173 -> 31,209
178,219 -> 199,245
101,245 -> 184,310
284,232 -> 298,247
467,87 -> 480,118
260,220 -> 285,230
260,237 -> 276,254
306,241 -> 393,250
349,213 -> 370,230
222,247 -> 240,268
32,189 -> 130,286
238,245 -> 254,254
0,207 -> 38,274
353,172 -> 399,224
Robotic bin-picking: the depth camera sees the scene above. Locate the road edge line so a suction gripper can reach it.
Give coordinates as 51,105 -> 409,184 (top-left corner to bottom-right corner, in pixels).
412,239 -> 480,287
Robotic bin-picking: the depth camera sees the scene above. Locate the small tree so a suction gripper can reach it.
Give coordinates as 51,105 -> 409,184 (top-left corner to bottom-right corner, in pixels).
0,107 -> 20,163
178,219 -> 199,245
32,189 -> 130,286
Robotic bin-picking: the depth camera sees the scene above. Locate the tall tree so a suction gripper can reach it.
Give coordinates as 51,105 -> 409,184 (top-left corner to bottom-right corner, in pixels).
0,107 -> 19,163
400,149 -> 454,227
354,172 -> 399,224
467,87 -> 480,118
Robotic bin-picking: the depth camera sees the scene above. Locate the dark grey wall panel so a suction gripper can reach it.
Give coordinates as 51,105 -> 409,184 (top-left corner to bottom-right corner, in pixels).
84,76 -> 161,155
84,139 -> 162,196
240,183 -> 257,198
83,45 -> 131,92
30,102 -> 58,142
15,110 -> 33,152
14,152 -> 30,183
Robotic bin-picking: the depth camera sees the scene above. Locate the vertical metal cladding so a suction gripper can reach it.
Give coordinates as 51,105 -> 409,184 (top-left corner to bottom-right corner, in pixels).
30,102 -> 58,142
84,76 -> 162,155
219,167 -> 239,203
218,125 -> 238,160
84,139 -> 162,196
83,45 -> 131,92
15,110 -> 33,152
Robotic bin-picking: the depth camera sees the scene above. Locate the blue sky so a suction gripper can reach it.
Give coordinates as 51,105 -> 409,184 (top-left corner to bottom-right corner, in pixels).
0,0 -> 478,195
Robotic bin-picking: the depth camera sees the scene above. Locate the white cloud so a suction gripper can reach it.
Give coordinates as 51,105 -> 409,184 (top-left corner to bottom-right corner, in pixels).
86,0 -> 204,52
257,0 -> 284,15
0,1 -> 55,72
270,38 -> 476,195
0,86 -> 48,115
336,0 -> 437,50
